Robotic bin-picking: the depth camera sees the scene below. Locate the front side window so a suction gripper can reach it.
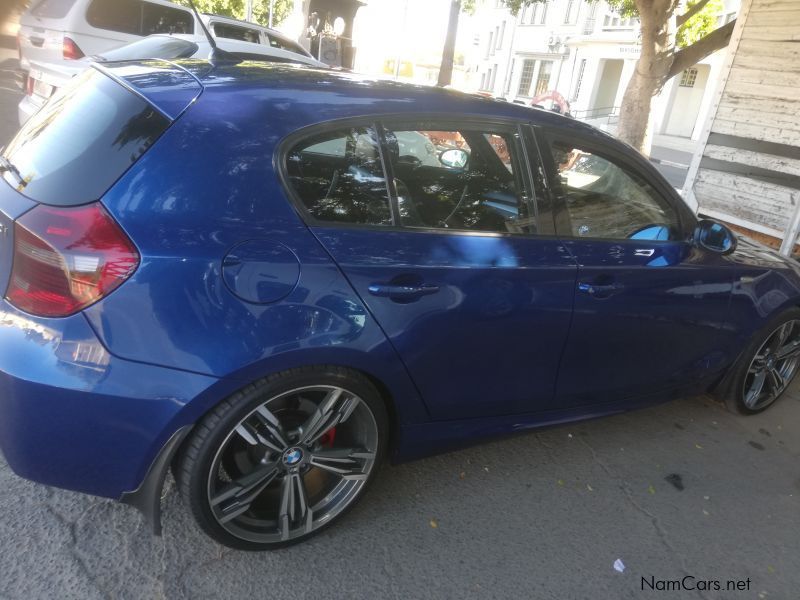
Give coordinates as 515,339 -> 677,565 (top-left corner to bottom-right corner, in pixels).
285,127 -> 392,226
383,126 -> 535,234
550,140 -> 680,241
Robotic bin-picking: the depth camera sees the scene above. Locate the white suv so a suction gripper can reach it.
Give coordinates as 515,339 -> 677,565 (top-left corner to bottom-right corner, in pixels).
18,33 -> 326,124
18,0 -> 312,86
18,0 -> 196,75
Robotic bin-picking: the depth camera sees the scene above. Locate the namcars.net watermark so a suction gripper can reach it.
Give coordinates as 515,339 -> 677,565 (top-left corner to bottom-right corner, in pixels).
642,575 -> 751,592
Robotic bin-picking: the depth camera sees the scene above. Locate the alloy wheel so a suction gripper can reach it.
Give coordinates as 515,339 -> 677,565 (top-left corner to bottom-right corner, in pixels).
206,385 -> 379,544
743,320 -> 800,411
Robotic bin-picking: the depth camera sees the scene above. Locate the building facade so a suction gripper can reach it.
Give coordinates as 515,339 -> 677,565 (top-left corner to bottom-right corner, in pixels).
683,0 -> 800,254
468,0 -> 740,141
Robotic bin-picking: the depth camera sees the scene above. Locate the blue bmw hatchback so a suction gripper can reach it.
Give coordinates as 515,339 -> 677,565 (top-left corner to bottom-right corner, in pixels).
1,58 -> 800,549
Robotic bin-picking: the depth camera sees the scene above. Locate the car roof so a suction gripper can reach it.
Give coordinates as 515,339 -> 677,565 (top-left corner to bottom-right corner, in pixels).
173,60 -> 612,137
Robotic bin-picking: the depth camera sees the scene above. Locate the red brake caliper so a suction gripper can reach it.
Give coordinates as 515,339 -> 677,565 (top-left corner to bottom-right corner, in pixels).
317,428 -> 336,447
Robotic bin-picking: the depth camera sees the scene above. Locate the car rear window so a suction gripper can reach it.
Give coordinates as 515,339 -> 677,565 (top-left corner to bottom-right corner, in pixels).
86,0 -> 194,35
1,68 -> 170,206
30,0 -> 77,19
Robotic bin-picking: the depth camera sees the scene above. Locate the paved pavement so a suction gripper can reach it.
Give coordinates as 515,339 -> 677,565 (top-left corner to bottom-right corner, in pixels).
650,146 -> 692,190
1,44 -> 800,600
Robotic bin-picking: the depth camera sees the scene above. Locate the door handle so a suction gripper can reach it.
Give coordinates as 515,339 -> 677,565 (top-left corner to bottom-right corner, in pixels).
368,282 -> 440,299
578,282 -> 624,298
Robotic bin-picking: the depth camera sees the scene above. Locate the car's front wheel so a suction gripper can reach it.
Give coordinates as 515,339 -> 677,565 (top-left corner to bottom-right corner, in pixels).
178,366 -> 387,550
717,307 -> 800,414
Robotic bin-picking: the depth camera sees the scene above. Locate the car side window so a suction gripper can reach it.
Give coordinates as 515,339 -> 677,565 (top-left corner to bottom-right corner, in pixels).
87,0 -> 194,35
550,140 -> 680,241
212,23 -> 261,44
285,127 -> 393,226
382,126 -> 535,233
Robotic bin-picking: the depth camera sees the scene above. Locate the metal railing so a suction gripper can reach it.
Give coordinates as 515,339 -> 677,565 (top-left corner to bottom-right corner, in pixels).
572,105 -> 620,121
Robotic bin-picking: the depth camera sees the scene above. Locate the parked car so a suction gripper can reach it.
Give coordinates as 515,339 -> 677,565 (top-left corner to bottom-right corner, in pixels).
16,0 -> 310,89
200,13 -> 312,58
2,58 -> 800,551
17,33 -> 326,124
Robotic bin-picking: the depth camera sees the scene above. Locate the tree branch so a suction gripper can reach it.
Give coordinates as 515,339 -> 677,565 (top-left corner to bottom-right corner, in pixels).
676,0 -> 713,27
668,19 -> 736,79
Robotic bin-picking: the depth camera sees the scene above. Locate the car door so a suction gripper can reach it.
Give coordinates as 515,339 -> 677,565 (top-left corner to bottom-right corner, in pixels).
536,127 -> 739,408
280,118 -> 577,420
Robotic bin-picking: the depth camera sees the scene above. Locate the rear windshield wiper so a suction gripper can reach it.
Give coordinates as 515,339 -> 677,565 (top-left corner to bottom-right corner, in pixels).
0,155 -> 25,187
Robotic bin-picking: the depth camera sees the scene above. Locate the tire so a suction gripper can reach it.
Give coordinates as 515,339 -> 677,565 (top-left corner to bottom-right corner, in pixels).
177,366 -> 388,550
716,307 -> 800,415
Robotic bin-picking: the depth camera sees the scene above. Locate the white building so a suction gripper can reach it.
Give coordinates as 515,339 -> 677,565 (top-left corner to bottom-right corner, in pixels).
468,0 -> 740,141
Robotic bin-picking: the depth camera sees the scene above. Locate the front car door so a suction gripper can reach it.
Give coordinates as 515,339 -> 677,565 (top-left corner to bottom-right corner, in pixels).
280,117 -> 577,420
536,126 -> 740,408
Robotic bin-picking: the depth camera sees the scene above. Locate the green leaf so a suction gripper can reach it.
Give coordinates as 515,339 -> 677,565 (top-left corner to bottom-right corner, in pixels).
676,0 -> 723,48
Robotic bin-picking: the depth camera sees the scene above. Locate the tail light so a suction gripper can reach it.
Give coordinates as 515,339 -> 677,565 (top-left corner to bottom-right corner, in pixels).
62,37 -> 84,60
25,75 -> 34,96
6,203 -> 139,318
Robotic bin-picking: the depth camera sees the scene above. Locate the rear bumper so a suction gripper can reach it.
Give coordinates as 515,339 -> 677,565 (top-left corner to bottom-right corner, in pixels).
0,302 -> 221,499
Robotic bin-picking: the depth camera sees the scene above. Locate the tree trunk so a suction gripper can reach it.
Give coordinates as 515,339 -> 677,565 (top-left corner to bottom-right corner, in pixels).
616,0 -> 677,155
437,0 -> 461,87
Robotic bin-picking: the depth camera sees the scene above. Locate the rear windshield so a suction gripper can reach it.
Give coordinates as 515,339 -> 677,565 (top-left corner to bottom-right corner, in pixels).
30,0 -> 77,19
99,37 -> 198,61
1,69 -> 170,206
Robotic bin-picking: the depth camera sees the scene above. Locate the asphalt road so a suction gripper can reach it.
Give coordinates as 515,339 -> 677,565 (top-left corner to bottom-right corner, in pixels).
1,44 -> 799,600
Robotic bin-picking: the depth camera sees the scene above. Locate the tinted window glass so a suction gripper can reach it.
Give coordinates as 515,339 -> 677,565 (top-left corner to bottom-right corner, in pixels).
99,37 -> 198,61
267,34 -> 308,56
86,0 -> 194,36
87,0 -> 140,34
141,2 -> 193,34
1,69 -> 170,206
213,22 -> 261,43
383,126 -> 535,233
551,141 -> 679,240
286,127 -> 392,225
31,0 -> 77,18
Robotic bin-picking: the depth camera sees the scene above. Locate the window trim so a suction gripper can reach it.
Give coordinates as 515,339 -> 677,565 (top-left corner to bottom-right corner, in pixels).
535,125 -> 697,243
275,113 -> 552,238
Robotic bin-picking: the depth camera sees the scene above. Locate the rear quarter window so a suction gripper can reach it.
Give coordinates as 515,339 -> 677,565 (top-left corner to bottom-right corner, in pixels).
1,68 -> 170,206
86,0 -> 194,35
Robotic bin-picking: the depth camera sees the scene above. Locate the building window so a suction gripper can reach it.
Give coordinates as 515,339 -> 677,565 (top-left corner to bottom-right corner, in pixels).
528,2 -> 547,25
572,58 -> 586,101
480,72 -> 487,90
564,0 -> 578,24
680,68 -> 698,87
520,5 -> 527,22
517,59 -> 536,95
490,64 -> 498,90
505,58 -> 515,93
534,60 -> 553,96
497,21 -> 505,49
486,31 -> 494,58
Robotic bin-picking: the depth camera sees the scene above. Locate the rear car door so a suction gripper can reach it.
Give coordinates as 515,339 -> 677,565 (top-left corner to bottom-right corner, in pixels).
281,118 -> 577,420
537,127 -> 738,408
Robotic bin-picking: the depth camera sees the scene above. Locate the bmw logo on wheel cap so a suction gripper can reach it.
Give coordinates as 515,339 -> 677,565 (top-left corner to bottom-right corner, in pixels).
283,447 -> 304,466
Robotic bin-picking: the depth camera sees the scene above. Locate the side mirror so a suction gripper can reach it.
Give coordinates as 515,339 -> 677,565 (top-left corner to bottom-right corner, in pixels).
694,219 -> 737,254
439,148 -> 469,169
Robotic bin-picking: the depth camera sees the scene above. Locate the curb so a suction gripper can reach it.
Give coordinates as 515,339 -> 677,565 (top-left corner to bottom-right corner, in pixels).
649,156 -> 690,169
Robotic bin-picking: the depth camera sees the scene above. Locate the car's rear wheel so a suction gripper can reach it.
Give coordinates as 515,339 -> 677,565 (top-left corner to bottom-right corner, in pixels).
717,308 -> 800,414
178,366 -> 387,550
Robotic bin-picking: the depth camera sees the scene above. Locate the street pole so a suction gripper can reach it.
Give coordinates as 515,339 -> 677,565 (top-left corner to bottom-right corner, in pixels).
269,0 -> 275,28
394,0 -> 409,80
245,0 -> 253,22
